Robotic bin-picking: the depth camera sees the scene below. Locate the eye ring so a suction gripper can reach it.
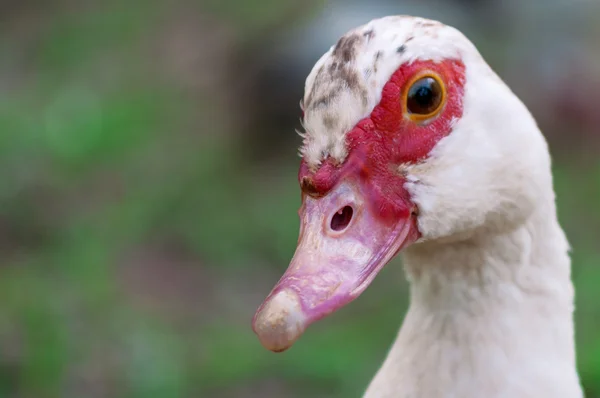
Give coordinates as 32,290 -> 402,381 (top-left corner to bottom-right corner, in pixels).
402,72 -> 446,123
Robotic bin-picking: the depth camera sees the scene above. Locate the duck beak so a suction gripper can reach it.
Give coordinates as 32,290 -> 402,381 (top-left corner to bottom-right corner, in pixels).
252,178 -> 418,352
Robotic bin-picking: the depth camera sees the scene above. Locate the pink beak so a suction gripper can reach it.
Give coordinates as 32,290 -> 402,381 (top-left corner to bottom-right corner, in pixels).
252,177 -> 417,352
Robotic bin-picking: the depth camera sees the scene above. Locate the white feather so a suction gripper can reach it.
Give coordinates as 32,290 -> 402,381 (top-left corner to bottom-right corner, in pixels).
300,15 -> 583,398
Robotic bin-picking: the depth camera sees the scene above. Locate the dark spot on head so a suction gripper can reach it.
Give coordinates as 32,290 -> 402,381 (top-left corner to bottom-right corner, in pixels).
312,96 -> 331,109
304,34 -> 369,113
315,64 -> 325,77
397,45 -> 406,54
305,59 -> 364,111
363,29 -> 374,41
310,86 -> 342,110
333,34 -> 360,63
339,68 -> 359,91
322,114 -> 338,130
405,36 -> 414,43
300,177 -> 324,198
305,64 -> 326,107
360,91 -> 368,107
419,21 -> 440,28
396,163 -> 409,177
373,51 -> 384,73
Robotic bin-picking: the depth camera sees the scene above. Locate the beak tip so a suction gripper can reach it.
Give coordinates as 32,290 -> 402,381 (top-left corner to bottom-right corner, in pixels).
252,289 -> 307,352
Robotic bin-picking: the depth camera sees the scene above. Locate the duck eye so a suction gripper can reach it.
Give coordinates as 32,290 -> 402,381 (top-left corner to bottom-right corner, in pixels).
405,75 -> 445,121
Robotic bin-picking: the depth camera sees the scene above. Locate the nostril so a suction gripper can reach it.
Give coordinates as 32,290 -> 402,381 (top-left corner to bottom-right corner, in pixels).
330,206 -> 353,232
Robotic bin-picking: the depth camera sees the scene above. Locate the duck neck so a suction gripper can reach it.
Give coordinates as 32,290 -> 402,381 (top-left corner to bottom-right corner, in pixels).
364,207 -> 583,398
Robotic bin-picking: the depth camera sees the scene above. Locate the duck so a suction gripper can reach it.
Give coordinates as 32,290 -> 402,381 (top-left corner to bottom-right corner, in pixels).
251,15 -> 584,398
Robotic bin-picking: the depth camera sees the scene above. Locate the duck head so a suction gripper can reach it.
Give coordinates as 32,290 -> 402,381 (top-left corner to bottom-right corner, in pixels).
252,15 -> 550,352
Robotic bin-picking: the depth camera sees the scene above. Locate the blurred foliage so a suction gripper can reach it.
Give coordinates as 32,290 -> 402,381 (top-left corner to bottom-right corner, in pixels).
0,1 -> 598,398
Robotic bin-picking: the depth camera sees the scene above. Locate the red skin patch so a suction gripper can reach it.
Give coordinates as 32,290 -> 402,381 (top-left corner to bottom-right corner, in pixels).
252,61 -> 466,352
298,60 -> 466,226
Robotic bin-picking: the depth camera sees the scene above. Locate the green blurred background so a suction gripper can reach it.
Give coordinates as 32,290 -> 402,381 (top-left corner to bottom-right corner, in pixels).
0,0 -> 599,397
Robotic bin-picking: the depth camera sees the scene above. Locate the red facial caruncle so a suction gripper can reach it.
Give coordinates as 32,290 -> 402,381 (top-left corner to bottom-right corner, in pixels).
253,59 -> 466,352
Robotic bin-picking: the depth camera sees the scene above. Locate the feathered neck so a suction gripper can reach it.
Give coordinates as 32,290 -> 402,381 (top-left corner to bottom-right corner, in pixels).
363,199 -> 583,398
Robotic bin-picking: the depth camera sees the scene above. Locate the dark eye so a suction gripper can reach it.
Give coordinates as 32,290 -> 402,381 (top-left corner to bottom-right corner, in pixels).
406,76 -> 444,118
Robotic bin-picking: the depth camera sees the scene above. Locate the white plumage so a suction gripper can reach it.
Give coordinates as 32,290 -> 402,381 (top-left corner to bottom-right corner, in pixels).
255,15 -> 584,398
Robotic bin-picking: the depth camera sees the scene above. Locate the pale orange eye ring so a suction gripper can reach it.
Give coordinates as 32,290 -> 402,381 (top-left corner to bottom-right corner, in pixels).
402,71 -> 447,123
